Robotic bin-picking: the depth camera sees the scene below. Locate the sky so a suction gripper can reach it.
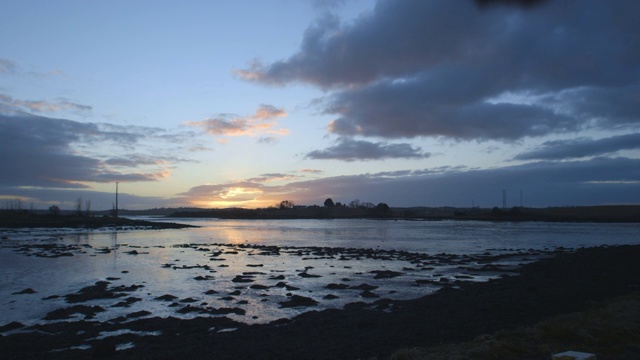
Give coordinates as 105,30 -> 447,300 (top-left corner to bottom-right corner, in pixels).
1,0 -> 639,211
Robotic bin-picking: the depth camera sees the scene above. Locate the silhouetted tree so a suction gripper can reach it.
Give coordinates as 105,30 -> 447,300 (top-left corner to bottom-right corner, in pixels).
49,205 -> 60,216
324,198 -> 335,207
85,199 -> 91,217
279,200 -> 295,209
376,202 -> 390,213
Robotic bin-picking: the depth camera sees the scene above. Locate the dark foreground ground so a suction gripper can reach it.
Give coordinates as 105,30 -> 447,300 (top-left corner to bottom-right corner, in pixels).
2,245 -> 639,360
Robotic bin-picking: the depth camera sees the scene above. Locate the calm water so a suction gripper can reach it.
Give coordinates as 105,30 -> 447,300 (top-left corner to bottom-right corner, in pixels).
1,218 -> 639,326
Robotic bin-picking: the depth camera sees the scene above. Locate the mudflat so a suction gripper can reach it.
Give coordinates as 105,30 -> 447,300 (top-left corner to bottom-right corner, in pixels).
1,244 -> 639,359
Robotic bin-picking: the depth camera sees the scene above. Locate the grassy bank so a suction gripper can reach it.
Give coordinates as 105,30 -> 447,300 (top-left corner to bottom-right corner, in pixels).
391,293 -> 640,359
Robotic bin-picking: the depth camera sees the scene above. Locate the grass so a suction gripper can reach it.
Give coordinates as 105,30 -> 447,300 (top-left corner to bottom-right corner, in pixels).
389,293 -> 640,360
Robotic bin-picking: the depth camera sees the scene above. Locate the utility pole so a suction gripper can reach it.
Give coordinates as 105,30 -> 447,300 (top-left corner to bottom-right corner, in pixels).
502,189 -> 506,210
115,182 -> 119,218
520,189 -> 523,207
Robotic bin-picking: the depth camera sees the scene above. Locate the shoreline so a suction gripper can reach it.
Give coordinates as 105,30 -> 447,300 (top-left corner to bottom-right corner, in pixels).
0,215 -> 196,230
1,244 -> 639,359
167,205 -> 640,223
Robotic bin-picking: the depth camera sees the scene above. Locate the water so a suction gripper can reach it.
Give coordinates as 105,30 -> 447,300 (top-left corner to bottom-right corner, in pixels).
1,218 -> 639,327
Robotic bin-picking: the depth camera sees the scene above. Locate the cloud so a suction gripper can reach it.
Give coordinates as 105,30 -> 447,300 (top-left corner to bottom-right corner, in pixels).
0,93 -> 92,115
178,181 -> 288,207
281,157 -> 640,207
187,104 -> 289,138
299,168 -> 324,174
239,0 -> 640,141
0,186 -> 171,211
514,133 -> 640,161
177,156 -> 640,208
0,110 -> 183,189
104,154 -> 193,167
305,137 -> 431,161
474,0 -> 550,8
0,58 -> 17,74
247,173 -> 298,183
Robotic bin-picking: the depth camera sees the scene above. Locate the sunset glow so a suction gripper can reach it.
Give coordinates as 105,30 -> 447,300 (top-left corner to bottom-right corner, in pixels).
1,0 -> 639,210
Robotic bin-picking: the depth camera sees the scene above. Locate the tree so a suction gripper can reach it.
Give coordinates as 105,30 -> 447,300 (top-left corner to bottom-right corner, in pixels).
279,200 -> 295,209
85,199 -> 91,217
49,205 -> 60,216
375,202 -> 390,215
324,198 -> 335,207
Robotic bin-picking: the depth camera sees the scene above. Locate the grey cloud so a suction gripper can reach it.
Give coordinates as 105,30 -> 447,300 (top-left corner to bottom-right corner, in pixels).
0,58 -> 17,74
241,0 -> 640,141
285,157 -> 640,207
305,137 -> 431,161
514,133 -> 640,161
0,93 -> 93,115
104,154 -> 191,167
474,0 -> 550,8
247,173 -> 297,183
0,186 -> 170,211
0,111 -> 170,188
326,76 -> 579,140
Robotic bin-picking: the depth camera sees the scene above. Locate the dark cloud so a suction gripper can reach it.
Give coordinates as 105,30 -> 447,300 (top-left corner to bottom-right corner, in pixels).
324,78 -> 579,140
305,137 -> 431,161
240,0 -> 640,141
284,157 -> 640,207
104,154 -> 191,167
514,133 -> 640,161
0,186 -> 170,212
0,111 -> 170,188
474,0 -> 550,8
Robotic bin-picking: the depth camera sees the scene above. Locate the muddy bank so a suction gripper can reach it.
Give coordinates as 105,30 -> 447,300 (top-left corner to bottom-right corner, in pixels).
1,244 -> 638,359
0,214 -> 195,229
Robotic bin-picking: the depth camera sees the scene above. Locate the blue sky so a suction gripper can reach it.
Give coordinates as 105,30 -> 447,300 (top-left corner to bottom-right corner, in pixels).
1,0 -> 639,210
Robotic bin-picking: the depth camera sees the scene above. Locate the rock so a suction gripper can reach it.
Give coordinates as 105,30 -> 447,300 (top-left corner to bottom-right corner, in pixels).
126,310 -> 151,318
370,270 -> 404,279
360,290 -> 379,298
279,295 -> 318,308
298,272 -> 322,278
250,284 -> 269,290
194,275 -> 215,281
350,283 -> 379,291
326,283 -> 350,290
43,305 -> 105,320
232,275 -> 255,283
65,281 -> 123,303
154,294 -> 178,301
12,288 -> 36,295
0,321 -> 24,333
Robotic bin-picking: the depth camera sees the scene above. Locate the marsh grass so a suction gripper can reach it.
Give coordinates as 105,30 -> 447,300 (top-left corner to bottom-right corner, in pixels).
389,293 -> 640,360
